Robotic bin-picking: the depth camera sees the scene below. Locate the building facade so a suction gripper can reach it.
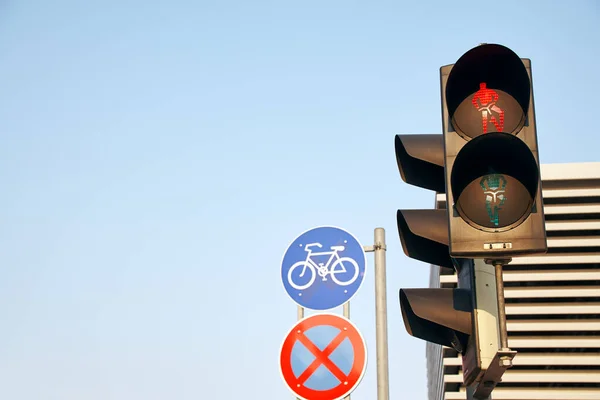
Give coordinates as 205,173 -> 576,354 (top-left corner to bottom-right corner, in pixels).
426,162 -> 600,400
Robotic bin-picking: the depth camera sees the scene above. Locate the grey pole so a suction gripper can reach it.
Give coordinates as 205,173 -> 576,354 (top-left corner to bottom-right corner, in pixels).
492,259 -> 511,351
466,258 -> 516,400
296,305 -> 304,400
343,301 -> 351,400
373,227 -> 390,400
467,385 -> 492,400
297,305 -> 304,321
484,258 -> 512,353
343,300 -> 350,320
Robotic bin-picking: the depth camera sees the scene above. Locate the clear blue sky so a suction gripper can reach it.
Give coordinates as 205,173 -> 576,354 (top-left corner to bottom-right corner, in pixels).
0,1 -> 598,399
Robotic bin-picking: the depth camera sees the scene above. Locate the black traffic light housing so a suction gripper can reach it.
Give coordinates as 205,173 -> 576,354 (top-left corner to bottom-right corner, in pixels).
394,134 -> 452,269
399,257 -> 473,354
394,134 -> 445,193
399,287 -> 472,353
441,44 -> 547,257
395,44 -> 547,392
394,136 -> 479,366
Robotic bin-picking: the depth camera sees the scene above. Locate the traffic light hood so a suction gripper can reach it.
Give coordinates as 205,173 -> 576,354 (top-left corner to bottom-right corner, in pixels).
396,209 -> 453,269
394,134 -> 445,193
445,44 -> 531,140
399,288 -> 472,352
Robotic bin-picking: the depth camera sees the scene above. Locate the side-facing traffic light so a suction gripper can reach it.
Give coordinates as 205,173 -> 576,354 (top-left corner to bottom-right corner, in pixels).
400,258 -> 501,387
394,135 -> 499,386
394,134 -> 451,269
441,43 -> 547,258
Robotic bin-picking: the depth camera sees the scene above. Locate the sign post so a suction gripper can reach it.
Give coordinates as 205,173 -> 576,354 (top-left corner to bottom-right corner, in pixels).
373,228 -> 389,400
282,226 -> 389,400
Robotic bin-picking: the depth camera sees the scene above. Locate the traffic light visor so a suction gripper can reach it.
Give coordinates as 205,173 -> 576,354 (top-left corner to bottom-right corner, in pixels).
451,132 -> 539,232
394,134 -> 445,193
396,209 -> 453,269
400,288 -> 472,352
446,44 -> 530,140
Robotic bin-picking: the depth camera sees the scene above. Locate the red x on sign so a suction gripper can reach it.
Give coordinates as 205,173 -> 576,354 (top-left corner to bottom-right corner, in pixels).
279,313 -> 367,400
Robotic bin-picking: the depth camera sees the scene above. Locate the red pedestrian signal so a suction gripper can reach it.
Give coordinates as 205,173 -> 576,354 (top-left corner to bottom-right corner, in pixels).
445,44 -> 531,142
471,82 -> 505,133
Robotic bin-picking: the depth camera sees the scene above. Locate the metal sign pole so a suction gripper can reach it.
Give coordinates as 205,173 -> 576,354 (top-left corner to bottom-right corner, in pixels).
296,305 -> 304,400
362,227 -> 390,400
297,305 -> 304,321
373,228 -> 390,400
343,301 -> 351,400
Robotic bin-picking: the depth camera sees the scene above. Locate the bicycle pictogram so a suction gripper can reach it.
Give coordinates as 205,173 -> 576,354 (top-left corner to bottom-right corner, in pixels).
287,242 -> 359,290
281,226 -> 366,310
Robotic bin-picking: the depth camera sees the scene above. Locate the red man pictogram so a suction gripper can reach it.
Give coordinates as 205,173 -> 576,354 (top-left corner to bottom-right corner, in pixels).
472,82 -> 505,133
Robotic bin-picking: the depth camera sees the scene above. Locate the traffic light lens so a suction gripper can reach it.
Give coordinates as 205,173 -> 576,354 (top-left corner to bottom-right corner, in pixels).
455,173 -> 533,230
445,44 -> 531,141
451,86 -> 526,140
451,132 -> 539,232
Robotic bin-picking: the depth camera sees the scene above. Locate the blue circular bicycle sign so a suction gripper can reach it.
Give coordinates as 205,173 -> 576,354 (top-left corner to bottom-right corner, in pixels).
281,226 -> 367,310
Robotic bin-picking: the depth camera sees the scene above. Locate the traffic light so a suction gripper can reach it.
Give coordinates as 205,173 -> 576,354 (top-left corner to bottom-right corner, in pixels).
394,134 -> 500,387
399,258 -> 501,387
395,43 -> 546,397
394,134 -> 450,268
441,43 -> 547,257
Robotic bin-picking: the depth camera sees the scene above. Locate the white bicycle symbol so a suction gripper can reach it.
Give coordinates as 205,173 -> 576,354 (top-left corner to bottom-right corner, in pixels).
287,242 -> 360,290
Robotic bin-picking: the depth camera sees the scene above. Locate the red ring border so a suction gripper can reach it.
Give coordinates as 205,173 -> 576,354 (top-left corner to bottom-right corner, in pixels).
279,313 -> 367,400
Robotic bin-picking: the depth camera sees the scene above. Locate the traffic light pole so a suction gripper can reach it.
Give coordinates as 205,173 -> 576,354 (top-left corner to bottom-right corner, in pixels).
467,258 -> 517,400
489,258 -> 512,350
